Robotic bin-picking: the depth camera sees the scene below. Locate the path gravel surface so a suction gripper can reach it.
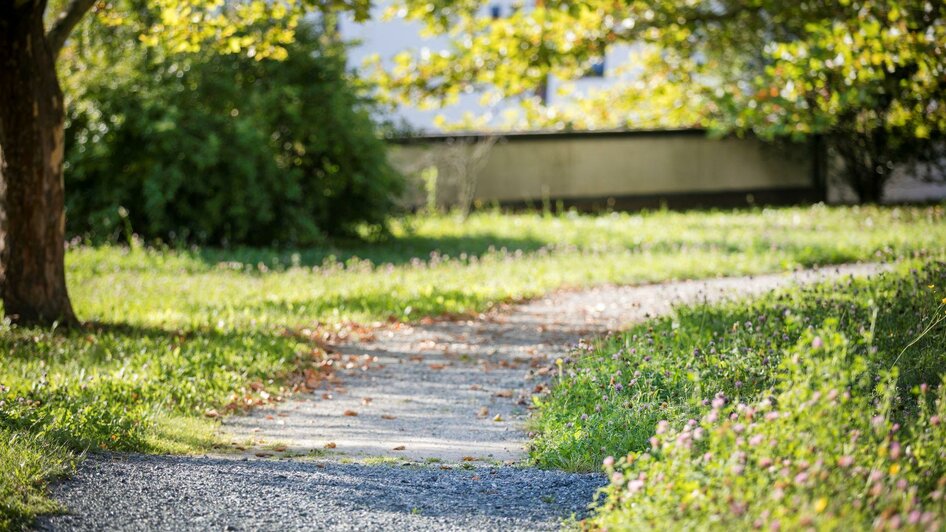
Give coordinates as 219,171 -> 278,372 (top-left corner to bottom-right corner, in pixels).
37,454 -> 604,531
39,263 -> 886,531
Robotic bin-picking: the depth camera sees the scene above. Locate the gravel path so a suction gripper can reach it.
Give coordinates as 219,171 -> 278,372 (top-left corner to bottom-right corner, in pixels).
222,262 -> 885,463
38,455 -> 604,531
39,263 -> 886,531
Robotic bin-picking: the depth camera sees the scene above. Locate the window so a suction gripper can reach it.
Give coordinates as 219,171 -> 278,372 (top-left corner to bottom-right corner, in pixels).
585,57 -> 606,77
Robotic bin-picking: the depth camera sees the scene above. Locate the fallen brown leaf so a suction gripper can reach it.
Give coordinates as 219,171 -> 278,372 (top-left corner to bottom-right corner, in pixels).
343,410 -> 358,417
461,456 -> 477,462
273,445 -> 287,452
204,409 -> 219,418
392,445 -> 406,451
494,390 -> 513,398
381,415 -> 397,420
428,363 -> 446,370
325,442 -> 337,449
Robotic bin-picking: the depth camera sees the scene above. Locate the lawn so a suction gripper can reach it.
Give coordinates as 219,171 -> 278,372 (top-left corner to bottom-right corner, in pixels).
531,261 -> 946,528
2,205 -> 945,528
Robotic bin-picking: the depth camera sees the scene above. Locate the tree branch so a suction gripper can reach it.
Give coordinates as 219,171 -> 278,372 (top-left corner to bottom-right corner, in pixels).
46,0 -> 95,60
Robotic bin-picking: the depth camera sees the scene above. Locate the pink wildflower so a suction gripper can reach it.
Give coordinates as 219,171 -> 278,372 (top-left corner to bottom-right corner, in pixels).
890,442 -> 902,460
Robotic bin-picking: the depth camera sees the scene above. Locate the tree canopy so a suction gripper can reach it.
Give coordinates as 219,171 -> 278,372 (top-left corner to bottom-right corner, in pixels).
372,0 -> 946,201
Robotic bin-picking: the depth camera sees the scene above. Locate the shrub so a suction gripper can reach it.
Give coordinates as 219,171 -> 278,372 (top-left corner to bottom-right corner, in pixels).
64,22 -> 401,246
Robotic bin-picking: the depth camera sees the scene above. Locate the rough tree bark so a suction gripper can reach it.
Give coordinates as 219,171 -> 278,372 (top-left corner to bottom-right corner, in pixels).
0,0 -> 82,326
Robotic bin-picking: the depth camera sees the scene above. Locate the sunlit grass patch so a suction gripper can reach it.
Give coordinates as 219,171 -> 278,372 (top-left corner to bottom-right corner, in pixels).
0,429 -> 73,531
143,415 -> 221,455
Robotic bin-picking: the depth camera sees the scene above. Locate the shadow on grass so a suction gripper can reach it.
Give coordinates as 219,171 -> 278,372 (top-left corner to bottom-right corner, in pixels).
193,233 -> 548,270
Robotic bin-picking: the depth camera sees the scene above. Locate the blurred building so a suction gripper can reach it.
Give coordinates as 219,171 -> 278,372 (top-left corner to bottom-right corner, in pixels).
340,4 -> 945,207
339,1 -> 635,132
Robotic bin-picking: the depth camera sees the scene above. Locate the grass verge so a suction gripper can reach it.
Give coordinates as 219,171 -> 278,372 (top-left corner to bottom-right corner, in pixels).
530,261 -> 946,529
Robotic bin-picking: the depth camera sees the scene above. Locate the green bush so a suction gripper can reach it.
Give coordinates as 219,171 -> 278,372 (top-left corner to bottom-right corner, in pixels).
64,23 -> 401,246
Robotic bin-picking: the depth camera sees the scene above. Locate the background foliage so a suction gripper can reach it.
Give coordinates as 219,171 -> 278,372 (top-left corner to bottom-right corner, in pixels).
63,20 -> 401,246
373,0 -> 946,202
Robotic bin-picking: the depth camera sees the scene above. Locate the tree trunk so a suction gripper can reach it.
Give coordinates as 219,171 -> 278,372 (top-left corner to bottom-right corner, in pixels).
857,172 -> 885,204
0,0 -> 78,327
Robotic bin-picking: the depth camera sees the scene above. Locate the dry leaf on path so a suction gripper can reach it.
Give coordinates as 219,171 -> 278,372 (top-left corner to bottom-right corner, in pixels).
324,442 -> 337,449
381,415 -> 397,420
392,445 -> 406,451
343,410 -> 358,416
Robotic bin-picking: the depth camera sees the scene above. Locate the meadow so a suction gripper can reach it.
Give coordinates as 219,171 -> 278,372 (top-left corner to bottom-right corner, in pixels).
2,205 -> 945,528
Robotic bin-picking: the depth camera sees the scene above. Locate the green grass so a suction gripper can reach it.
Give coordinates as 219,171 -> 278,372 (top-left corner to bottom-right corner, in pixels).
530,261 -> 946,529
1,205 -> 945,528
69,205 -> 945,329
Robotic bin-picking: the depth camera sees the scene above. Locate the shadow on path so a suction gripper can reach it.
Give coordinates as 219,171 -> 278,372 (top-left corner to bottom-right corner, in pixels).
38,453 -> 605,531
